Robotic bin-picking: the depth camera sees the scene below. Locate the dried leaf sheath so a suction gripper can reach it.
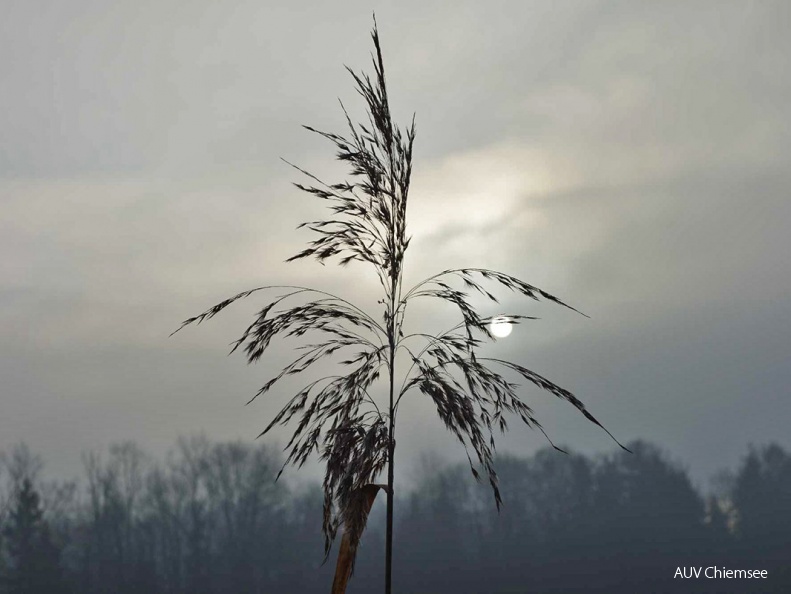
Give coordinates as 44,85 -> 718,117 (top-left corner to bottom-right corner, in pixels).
331,484 -> 386,593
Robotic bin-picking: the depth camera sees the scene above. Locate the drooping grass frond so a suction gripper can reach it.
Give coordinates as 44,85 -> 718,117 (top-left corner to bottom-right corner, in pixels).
170,286 -> 383,339
172,285 -> 387,558
480,358 -> 631,452
321,415 -> 389,566
402,268 -> 589,318
394,266 -> 626,509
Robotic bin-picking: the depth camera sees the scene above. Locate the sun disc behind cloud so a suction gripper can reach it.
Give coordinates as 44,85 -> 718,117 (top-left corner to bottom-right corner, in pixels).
490,316 -> 513,338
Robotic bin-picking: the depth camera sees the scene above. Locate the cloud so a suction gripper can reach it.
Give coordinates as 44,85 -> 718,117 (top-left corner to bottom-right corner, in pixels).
1,0 -> 790,485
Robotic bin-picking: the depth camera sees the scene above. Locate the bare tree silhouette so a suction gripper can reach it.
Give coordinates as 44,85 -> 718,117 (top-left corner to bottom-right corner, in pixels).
172,17 -> 626,594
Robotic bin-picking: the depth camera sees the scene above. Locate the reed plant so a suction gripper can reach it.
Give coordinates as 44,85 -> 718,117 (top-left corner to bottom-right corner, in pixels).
173,17 -> 625,594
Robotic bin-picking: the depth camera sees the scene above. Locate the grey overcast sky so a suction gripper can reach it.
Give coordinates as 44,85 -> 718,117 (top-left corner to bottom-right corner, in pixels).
1,0 -> 789,489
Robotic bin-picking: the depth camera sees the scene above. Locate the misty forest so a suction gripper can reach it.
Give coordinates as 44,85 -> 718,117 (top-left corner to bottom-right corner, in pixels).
0,438 -> 788,593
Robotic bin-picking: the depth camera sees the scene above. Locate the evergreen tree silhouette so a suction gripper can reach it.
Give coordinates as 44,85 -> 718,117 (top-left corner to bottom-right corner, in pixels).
2,478 -> 67,594
731,443 -> 791,585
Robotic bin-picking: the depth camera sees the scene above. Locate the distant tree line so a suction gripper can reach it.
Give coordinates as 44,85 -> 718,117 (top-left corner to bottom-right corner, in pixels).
0,437 -> 788,593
